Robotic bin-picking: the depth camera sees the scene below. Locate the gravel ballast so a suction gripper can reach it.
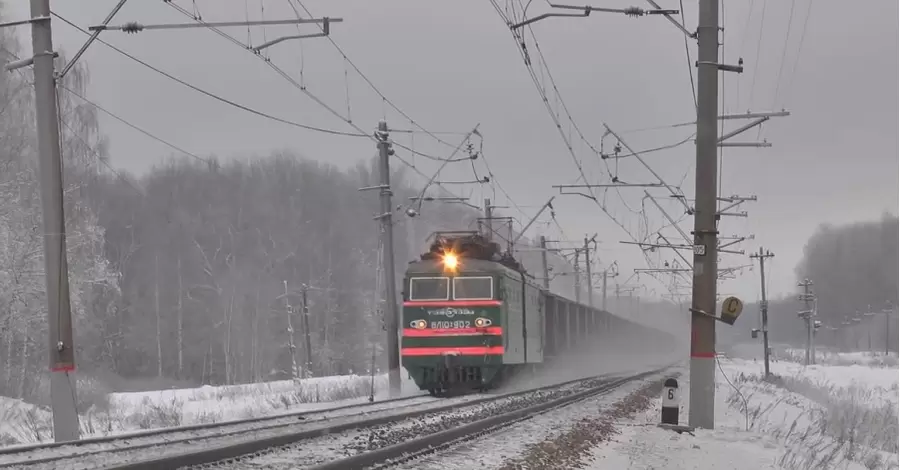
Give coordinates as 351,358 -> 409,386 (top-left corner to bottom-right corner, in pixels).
496,374 -> 675,469
197,376 -> 612,469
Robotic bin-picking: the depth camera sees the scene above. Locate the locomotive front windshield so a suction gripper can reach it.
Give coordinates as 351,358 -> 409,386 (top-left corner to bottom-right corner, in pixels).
452,276 -> 493,300
409,277 -> 450,301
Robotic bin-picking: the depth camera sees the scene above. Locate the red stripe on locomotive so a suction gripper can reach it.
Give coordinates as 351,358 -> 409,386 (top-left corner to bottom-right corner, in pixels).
402,326 -> 503,336
400,346 -> 505,356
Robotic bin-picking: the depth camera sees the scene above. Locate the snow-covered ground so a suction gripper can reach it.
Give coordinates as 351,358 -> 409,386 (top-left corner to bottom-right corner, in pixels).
0,372 -> 420,446
779,348 -> 899,369
589,354 -> 899,470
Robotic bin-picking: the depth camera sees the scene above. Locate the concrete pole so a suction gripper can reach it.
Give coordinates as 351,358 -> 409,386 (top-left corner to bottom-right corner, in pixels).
484,198 -> 493,241
540,236 -> 550,290
601,272 -> 608,311
688,0 -> 720,430
798,279 -> 814,366
750,248 -> 774,377
886,303 -> 893,356
584,236 -> 593,308
376,120 -> 401,396
30,0 -> 80,442
573,249 -> 581,303
301,284 -> 313,378
284,280 -> 298,381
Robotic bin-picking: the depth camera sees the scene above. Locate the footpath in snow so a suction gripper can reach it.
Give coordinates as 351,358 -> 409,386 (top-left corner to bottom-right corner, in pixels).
588,356 -> 899,470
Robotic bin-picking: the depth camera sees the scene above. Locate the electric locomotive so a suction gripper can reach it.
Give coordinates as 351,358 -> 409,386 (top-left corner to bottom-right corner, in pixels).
401,231 -> 543,396
401,230 -> 679,396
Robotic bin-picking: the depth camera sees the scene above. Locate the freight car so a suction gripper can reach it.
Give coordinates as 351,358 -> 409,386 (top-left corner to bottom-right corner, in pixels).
400,231 -> 673,396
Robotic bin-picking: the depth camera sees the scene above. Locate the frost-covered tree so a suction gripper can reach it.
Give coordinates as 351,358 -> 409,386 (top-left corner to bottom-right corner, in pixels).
0,30 -> 119,401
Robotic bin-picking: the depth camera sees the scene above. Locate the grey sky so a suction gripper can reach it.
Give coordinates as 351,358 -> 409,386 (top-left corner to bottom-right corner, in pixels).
8,0 -> 898,304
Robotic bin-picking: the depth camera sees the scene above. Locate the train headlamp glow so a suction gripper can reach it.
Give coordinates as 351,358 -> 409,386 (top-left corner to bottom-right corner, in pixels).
410,319 -> 427,329
442,253 -> 459,270
474,317 -> 492,327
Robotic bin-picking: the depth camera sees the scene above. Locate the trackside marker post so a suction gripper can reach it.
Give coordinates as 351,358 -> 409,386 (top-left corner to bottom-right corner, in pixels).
661,378 -> 679,425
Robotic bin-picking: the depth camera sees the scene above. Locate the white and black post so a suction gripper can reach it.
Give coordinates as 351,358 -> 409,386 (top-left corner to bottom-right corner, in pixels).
661,378 -> 679,425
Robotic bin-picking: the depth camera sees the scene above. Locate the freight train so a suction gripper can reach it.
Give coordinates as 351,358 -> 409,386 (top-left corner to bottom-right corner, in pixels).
401,231 -> 674,396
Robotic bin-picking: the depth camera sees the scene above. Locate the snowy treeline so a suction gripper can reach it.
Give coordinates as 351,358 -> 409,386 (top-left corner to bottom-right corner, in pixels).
719,214 -> 899,351
0,35 -> 120,403
795,214 -> 898,321
794,214 -> 899,350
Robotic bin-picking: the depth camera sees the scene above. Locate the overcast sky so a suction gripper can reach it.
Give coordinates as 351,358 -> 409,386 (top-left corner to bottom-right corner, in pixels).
8,0 -> 898,305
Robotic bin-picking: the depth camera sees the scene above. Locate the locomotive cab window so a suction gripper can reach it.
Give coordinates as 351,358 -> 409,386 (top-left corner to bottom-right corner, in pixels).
452,276 -> 493,300
409,277 -> 450,301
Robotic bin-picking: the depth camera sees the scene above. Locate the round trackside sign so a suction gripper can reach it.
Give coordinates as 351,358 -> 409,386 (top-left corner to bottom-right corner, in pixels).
720,296 -> 744,325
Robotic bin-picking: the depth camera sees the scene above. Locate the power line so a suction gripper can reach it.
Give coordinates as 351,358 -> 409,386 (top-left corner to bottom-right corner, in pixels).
4,45 -> 204,165
491,3 -> 683,297
163,2 -> 470,199
62,84 -> 208,164
747,0 -> 768,109
678,0 -> 697,111
782,0 -> 814,109
58,115 -> 144,196
770,0 -> 797,110
288,0 -> 463,152
51,12 -> 370,139
502,4 -> 688,229
1,45 -> 146,196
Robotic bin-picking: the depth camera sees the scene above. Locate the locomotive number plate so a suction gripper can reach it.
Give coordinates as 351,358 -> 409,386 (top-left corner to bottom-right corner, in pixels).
429,320 -> 472,329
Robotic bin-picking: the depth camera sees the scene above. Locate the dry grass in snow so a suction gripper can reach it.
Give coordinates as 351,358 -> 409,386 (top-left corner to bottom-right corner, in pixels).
586,359 -> 898,470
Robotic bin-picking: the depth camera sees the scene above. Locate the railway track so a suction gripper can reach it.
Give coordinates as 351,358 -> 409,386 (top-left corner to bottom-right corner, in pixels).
98,365 -> 670,469
0,392 -> 450,470
1,365 -> 672,470
315,369 -> 667,470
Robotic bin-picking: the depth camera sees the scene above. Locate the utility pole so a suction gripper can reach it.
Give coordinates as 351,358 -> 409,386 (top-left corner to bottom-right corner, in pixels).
885,302 -> 893,356
750,248 -> 774,377
583,235 -> 597,308
540,236 -> 551,290
601,272 -> 608,311
689,0 -> 733,430
484,198 -> 493,241
30,0 -> 80,442
284,280 -> 299,381
301,284 -> 313,378
797,278 -> 815,366
376,120 -> 401,396
598,263 -> 618,312
573,248 -> 581,303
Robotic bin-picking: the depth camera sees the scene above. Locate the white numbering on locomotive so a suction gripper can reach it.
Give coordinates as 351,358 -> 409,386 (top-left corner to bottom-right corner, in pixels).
430,320 -> 472,329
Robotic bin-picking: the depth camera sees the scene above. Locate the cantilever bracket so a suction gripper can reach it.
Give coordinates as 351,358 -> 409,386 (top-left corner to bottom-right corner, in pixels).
696,60 -> 743,74
253,18 -> 335,52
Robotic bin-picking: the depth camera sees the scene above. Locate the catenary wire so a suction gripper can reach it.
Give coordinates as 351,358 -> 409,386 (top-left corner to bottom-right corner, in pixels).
163,1 -> 472,200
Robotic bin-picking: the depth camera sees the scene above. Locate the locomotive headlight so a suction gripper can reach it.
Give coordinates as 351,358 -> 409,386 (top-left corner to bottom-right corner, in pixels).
442,253 -> 459,270
410,319 -> 427,329
474,317 -> 492,327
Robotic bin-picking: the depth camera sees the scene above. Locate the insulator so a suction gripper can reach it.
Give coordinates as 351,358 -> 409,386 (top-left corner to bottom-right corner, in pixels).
122,22 -> 144,34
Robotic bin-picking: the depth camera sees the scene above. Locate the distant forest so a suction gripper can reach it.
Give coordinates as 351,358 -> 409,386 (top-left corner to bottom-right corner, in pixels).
720,214 -> 899,352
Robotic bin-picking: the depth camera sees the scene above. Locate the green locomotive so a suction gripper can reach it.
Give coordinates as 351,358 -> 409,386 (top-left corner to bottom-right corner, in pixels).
401,231 -> 666,396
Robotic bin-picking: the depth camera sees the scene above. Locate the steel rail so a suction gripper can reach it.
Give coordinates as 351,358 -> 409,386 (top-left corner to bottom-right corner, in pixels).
311,367 -> 670,470
0,393 -> 435,465
95,364 -> 672,470
0,392 -> 433,456
87,370 -> 625,470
